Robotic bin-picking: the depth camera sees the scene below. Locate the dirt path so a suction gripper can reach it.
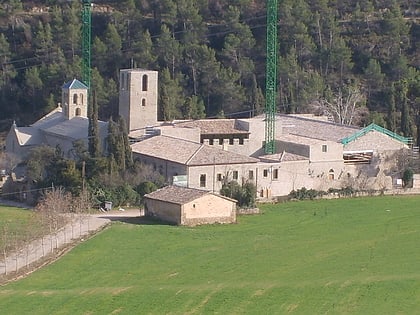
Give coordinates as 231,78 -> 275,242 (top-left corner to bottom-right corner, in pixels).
0,209 -> 142,284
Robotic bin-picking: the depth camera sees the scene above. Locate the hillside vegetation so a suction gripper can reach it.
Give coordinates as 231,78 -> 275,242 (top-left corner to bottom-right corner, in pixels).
0,0 -> 419,143
0,195 -> 419,314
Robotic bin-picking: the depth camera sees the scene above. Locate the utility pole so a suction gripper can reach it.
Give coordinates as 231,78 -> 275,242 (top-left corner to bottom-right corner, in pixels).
264,0 -> 278,154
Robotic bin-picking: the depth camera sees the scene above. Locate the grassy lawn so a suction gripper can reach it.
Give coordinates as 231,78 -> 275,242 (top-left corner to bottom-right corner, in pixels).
0,195 -> 419,314
0,206 -> 34,248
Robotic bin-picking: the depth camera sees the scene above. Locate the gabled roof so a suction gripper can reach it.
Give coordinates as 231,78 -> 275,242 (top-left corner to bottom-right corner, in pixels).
31,106 -> 66,129
131,135 -> 258,166
174,119 -> 249,135
13,127 -> 43,146
43,117 -> 108,140
145,185 -> 210,204
341,123 -> 410,145
145,185 -> 236,205
62,79 -> 88,90
278,115 -> 359,142
259,151 -> 308,163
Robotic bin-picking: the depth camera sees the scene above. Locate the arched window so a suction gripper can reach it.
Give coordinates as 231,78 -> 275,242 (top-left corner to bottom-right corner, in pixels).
142,74 -> 148,91
328,169 -> 335,180
75,108 -> 81,116
73,93 -> 78,104
80,93 -> 84,105
141,99 -> 146,107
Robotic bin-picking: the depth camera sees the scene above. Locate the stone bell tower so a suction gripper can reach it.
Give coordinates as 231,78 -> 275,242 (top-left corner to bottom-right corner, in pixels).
61,79 -> 88,120
118,69 -> 158,133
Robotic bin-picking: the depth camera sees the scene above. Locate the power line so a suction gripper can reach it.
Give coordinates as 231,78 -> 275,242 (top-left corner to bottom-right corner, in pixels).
0,18 -> 269,74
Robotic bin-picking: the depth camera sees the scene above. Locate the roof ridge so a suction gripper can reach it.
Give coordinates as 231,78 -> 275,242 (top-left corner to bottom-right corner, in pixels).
279,114 -> 359,129
186,144 -> 204,165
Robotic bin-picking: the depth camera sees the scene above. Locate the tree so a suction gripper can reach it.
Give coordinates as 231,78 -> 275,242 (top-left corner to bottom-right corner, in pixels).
24,67 -> 43,112
159,68 -> 184,121
88,91 -> 101,158
0,33 -> 16,89
130,30 -> 157,69
395,80 -> 411,137
363,58 -> 385,102
155,24 -> 181,77
220,180 -> 257,208
183,95 -> 205,120
317,84 -> 367,125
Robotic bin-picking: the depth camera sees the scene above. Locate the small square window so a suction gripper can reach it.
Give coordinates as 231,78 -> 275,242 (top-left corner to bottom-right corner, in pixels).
322,144 -> 328,152
217,173 -> 223,181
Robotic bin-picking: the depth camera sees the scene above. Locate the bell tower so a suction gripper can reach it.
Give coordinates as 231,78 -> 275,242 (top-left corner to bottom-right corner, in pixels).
119,69 -> 158,133
61,79 -> 88,120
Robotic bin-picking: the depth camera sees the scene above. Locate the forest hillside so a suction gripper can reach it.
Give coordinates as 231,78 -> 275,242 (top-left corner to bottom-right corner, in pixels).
0,0 -> 419,144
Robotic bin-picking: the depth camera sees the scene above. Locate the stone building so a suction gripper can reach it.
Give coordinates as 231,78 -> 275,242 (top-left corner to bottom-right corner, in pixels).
144,185 -> 237,226
5,79 -> 109,159
122,69 -> 412,197
5,68 -> 415,199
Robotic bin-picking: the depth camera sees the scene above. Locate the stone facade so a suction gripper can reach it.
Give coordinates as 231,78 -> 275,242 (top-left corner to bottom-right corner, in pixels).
119,69 -> 159,133
144,186 -> 236,226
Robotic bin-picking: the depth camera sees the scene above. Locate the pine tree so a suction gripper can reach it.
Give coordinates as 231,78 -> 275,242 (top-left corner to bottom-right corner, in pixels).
88,91 -> 101,158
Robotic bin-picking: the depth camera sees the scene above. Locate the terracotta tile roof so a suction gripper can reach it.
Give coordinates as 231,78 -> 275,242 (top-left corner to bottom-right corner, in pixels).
278,115 -> 359,142
144,185 -> 210,204
174,119 -> 249,135
131,135 -> 258,165
259,151 -> 308,163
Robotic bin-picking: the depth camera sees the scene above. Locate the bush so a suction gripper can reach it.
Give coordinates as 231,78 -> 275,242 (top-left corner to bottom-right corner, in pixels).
289,187 -> 325,200
220,181 -> 257,208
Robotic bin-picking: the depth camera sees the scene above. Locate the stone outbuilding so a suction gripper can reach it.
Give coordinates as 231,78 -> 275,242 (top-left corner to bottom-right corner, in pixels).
144,185 -> 237,226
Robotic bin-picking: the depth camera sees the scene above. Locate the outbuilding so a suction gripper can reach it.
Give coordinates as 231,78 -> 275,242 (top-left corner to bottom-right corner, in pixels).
144,185 -> 237,226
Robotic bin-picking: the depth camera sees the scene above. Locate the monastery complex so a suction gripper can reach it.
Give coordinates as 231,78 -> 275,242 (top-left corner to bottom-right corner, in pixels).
6,69 -> 416,199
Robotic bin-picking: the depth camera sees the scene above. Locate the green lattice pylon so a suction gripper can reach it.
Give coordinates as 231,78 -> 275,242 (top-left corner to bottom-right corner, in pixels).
82,0 -> 91,90
264,0 -> 278,154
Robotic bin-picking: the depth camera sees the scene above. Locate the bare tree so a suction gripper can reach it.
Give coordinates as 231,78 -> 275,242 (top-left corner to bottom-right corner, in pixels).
313,85 -> 367,125
36,187 -> 71,252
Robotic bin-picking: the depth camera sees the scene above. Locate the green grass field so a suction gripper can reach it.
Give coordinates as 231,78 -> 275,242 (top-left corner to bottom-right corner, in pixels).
1,196 -> 419,314
0,206 -> 34,248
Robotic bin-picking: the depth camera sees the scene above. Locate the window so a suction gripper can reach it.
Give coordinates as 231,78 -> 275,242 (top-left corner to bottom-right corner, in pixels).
322,144 -> 328,152
263,169 -> 268,177
249,170 -> 254,180
73,93 -> 78,104
217,173 -> 223,181
75,108 -> 81,116
273,168 -> 278,180
142,74 -> 148,91
219,138 -> 223,145
209,139 -> 214,145
239,138 -> 244,145
200,174 -> 206,187
141,99 -> 146,107
328,169 -> 335,180
229,138 -> 234,145
80,93 -> 84,105
233,171 -> 238,180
